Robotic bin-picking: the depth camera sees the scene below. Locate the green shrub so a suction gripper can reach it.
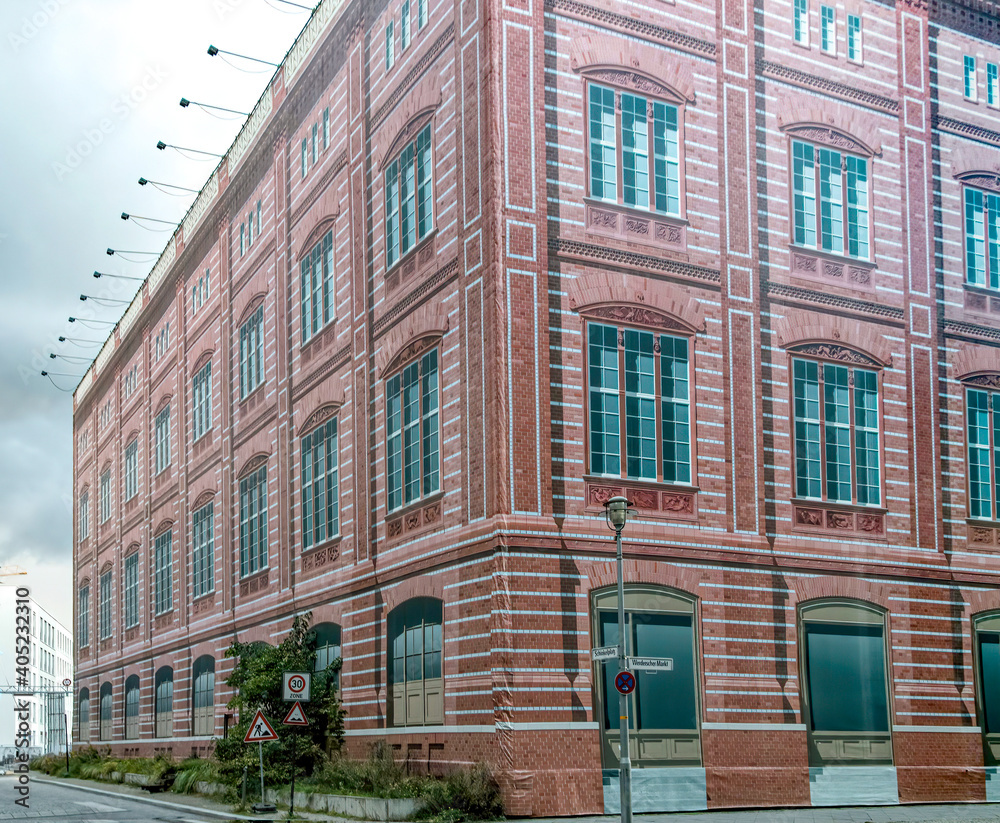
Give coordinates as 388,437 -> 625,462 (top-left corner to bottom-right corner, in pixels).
172,757 -> 221,795
315,741 -> 429,799
415,763 -> 504,822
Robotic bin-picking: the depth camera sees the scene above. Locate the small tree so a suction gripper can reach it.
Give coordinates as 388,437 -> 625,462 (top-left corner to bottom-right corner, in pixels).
213,613 -> 344,790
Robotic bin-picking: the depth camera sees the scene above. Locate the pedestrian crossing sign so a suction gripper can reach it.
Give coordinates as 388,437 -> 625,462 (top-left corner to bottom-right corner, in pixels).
244,709 -> 279,742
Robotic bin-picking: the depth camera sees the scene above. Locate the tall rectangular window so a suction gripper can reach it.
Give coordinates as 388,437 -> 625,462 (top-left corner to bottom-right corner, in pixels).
794,0 -> 809,44
154,530 -> 173,615
385,124 -> 433,268
302,418 -> 339,550
401,0 -> 411,49
247,209 -> 254,247
239,223 -> 245,256
301,138 -> 308,178
312,123 -> 318,164
78,585 -> 89,648
966,387 -> 1000,520
124,440 -> 138,501
323,107 -> 330,148
154,404 -> 171,474
386,349 -> 439,512
192,503 -> 215,598
989,63 -> 999,107
239,305 -> 264,399
418,0 -> 427,28
123,553 -> 138,629
192,360 -> 213,441
385,22 -> 395,70
820,6 -> 836,54
966,55 -> 978,100
792,140 -> 869,260
256,200 -> 261,235
792,357 -> 880,505
847,14 -> 862,62
589,84 -> 681,216
300,231 -> 335,343
79,491 -> 89,540
99,471 -> 111,524
964,187 -> 1000,289
587,323 -> 691,484
99,570 -> 112,640
239,466 -> 268,578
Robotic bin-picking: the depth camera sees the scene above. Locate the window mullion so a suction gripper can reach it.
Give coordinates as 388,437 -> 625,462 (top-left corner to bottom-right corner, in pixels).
991,393 -> 998,521
818,365 -> 828,501
618,333 -> 627,476
848,368 -> 857,505
654,338 -> 663,482
615,92 -> 624,207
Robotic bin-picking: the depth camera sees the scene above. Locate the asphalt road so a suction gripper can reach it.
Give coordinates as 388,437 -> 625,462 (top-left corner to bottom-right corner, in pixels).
0,775 -> 243,822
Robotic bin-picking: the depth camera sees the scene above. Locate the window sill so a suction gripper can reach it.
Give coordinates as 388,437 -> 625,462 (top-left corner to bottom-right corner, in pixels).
302,537 -> 341,572
300,319 -> 339,364
967,518 -> 1000,547
791,498 -> 887,538
584,198 -> 688,254
788,245 -> 876,293
585,476 -> 699,522
385,229 -> 437,293
239,567 -> 270,597
192,592 -> 216,615
386,493 -> 444,541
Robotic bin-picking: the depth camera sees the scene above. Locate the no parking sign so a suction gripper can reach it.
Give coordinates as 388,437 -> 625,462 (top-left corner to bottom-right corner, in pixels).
282,671 -> 311,702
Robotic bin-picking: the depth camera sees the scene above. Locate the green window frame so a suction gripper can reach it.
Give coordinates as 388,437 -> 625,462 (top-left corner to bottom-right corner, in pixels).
966,386 -> 1000,520
154,530 -> 173,615
239,466 -> 268,578
99,570 -> 112,640
192,656 -> 215,736
792,357 -> 881,506
123,553 -> 138,629
964,187 -> 1000,289
791,139 -> 869,260
192,360 -> 212,441
587,322 -> 691,484
793,0 -> 809,44
154,405 -> 171,474
588,83 -> 681,216
389,597 -> 443,727
820,5 -> 835,53
124,675 -> 140,739
386,349 -> 440,512
302,417 -> 339,549
385,123 -> 434,269
154,667 -> 173,738
300,230 -> 335,343
239,305 -> 264,399
192,502 -> 214,599
988,63 -> 999,107
965,55 -> 978,100
78,585 -> 90,648
847,14 -> 862,62
124,440 -> 138,500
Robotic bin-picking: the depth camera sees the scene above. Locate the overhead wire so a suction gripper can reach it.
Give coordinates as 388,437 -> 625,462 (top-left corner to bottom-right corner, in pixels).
220,53 -> 273,74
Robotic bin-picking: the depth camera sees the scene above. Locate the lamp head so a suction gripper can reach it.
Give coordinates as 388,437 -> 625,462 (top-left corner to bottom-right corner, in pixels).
68,317 -> 77,323
156,140 -> 167,150
79,295 -> 88,301
138,177 -> 148,186
179,97 -> 190,108
120,212 -> 129,221
49,353 -> 56,359
207,45 -> 219,56
106,248 -> 114,255
40,370 -> 48,376
58,336 -> 66,342
603,496 -> 633,532
93,271 -> 101,278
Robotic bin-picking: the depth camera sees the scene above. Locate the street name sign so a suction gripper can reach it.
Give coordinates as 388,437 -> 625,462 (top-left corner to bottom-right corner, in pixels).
282,671 -> 311,702
244,709 -> 279,743
591,645 -> 619,662
628,656 -> 673,672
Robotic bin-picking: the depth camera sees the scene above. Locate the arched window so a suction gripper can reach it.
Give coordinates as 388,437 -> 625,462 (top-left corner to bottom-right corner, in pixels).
124,675 -> 140,740
78,688 -> 90,742
154,666 -> 173,738
800,601 -> 891,765
99,682 -> 113,741
192,656 -> 215,736
313,622 -> 342,676
591,586 -> 700,768
975,613 -> 1000,765
388,598 -> 442,726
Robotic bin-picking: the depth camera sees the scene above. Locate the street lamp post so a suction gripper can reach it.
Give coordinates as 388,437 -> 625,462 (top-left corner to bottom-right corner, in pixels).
604,496 -> 634,823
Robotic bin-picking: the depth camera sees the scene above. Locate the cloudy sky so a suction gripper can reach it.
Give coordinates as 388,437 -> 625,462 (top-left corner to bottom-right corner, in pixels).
0,0 -> 310,630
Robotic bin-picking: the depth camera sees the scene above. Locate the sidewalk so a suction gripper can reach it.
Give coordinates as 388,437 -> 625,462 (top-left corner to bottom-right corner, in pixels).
30,772 -> 345,821
531,804 -> 1000,823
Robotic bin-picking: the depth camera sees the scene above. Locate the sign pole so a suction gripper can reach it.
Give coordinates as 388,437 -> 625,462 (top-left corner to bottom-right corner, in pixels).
616,520 -> 632,823
258,741 -> 265,805
289,731 -> 296,818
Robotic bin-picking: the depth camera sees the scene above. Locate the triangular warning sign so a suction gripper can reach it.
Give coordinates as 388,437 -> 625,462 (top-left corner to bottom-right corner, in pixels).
243,709 -> 279,742
283,701 -> 309,726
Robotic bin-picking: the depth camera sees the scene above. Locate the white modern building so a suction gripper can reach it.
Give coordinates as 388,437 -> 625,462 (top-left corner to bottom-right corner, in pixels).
0,586 -> 74,758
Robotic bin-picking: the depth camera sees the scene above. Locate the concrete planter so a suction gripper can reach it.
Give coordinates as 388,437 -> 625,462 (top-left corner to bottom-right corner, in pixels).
193,780 -> 228,796
264,787 -> 422,820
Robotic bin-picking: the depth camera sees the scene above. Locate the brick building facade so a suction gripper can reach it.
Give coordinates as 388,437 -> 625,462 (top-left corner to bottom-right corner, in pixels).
71,0 -> 1000,813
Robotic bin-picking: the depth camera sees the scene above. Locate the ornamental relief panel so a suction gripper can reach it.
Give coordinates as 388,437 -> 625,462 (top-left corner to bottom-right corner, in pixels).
586,305 -> 691,334
783,125 -> 878,158
788,343 -> 881,368
793,504 -> 885,537
386,499 -> 443,542
956,173 -> 1000,194
582,69 -> 687,104
585,480 -> 697,521
965,374 -> 1000,389
585,203 -> 686,253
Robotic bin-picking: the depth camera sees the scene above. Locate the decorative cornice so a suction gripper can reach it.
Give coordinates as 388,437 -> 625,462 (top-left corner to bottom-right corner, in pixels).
788,342 -> 883,368
371,24 -> 455,130
765,281 -> 904,320
374,258 -> 461,336
578,68 -> 691,105
934,115 -> 1000,148
782,124 -> 880,158
580,305 -> 698,335
944,319 -> 1000,341
550,0 -> 716,56
758,59 -> 898,114
550,238 -> 721,283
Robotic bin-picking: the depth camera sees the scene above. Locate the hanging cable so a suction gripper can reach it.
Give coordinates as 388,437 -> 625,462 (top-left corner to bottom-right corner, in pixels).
49,353 -> 93,364
58,336 -> 103,347
40,371 -> 82,392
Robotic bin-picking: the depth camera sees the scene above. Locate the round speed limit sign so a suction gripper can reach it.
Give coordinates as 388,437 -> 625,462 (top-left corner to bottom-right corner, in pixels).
282,671 -> 311,702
